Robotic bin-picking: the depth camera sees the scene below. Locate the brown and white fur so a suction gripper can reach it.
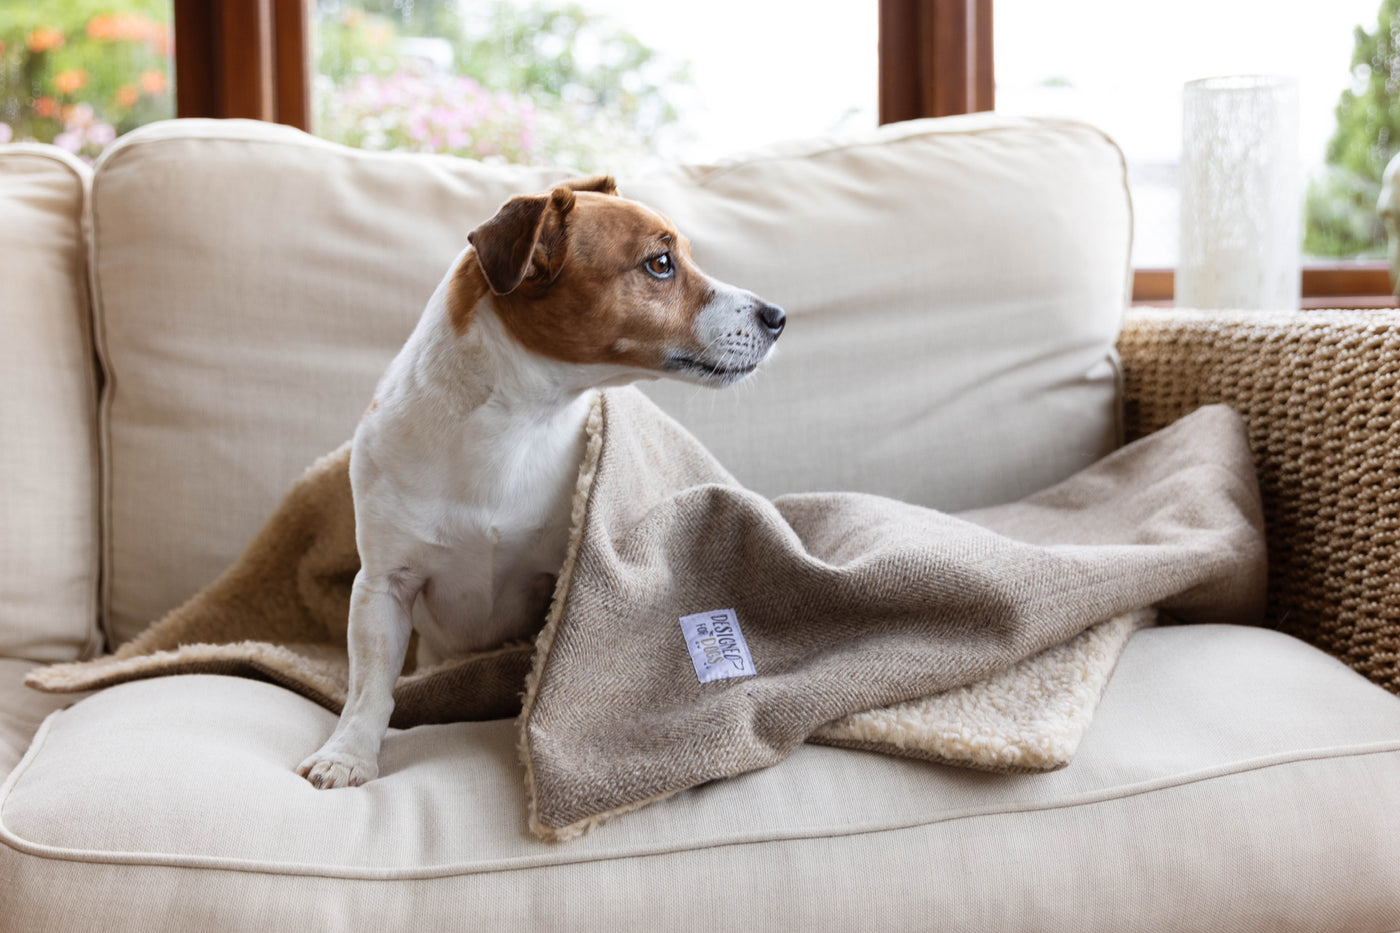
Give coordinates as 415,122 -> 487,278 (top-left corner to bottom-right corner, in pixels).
297,177 -> 785,789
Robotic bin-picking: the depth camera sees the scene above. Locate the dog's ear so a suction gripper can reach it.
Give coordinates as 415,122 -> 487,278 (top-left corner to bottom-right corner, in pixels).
565,175 -> 618,196
468,186 -> 578,295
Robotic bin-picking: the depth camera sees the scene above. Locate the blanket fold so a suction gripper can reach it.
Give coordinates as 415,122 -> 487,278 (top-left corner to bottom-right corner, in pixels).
28,390 -> 1266,841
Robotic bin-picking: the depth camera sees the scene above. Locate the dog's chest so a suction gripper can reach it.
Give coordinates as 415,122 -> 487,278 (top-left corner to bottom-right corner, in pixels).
356,395 -> 588,588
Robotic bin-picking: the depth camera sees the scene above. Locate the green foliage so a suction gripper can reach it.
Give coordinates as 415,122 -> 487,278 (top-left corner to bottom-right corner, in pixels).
1305,0 -> 1400,258
0,0 -> 174,156
455,0 -> 688,138
0,0 -> 173,157
325,0 -> 464,41
0,0 -> 689,169
316,6 -> 403,85
313,0 -> 692,171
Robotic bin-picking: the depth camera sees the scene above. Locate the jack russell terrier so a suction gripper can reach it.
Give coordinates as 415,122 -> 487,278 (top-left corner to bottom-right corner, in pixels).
297,176 -> 785,789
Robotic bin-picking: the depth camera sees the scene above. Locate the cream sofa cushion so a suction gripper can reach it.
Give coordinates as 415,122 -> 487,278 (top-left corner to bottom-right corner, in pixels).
631,120 -> 1129,505
90,116 -> 1128,645
0,658 -> 90,779
0,147 -> 101,662
3,625 -> 1398,930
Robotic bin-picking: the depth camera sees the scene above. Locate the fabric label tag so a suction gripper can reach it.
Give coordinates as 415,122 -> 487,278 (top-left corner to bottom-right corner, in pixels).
679,609 -> 756,683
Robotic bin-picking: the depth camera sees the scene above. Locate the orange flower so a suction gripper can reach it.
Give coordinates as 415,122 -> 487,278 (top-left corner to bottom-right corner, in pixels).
139,70 -> 167,94
54,69 -> 89,95
87,13 -> 165,44
116,84 -> 139,108
32,96 -> 57,119
27,27 -> 65,53
86,15 -> 115,41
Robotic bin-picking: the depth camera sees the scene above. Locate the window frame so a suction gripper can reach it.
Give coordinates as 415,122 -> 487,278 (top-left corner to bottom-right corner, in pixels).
173,0 -> 309,130
875,0 -> 1395,309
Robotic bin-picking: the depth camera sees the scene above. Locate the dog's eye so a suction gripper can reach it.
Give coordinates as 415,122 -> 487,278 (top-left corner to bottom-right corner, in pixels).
644,252 -> 675,279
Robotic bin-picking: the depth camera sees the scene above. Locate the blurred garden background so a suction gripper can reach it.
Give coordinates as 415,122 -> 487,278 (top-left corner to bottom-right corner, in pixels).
0,0 -> 173,160
0,0 -> 697,169
6,0 -> 1400,264
311,0 -> 695,170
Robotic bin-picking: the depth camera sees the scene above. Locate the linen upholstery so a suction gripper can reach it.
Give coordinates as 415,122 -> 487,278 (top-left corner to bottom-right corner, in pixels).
0,147 -> 101,663
4,626 -> 1398,931
90,115 -> 1129,646
629,117 -> 1130,506
0,659 -> 89,779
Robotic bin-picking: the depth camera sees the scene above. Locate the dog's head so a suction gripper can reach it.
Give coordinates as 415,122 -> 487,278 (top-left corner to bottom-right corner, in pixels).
455,176 -> 784,387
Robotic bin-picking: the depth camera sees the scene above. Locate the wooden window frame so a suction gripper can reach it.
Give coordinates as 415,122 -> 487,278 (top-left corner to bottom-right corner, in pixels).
173,0 -> 309,130
877,0 -> 1396,309
1133,265 -> 1396,309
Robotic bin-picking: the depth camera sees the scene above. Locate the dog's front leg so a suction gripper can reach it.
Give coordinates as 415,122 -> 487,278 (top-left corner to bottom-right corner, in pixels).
297,569 -> 417,788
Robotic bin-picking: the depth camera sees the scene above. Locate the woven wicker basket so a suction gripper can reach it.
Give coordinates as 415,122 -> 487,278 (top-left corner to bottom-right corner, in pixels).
1119,307 -> 1400,695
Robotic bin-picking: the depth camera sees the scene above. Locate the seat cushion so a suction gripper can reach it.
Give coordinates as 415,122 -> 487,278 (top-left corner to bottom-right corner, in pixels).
4,624 -> 1398,931
0,146 -> 101,662
88,115 -> 1129,645
0,659 -> 91,780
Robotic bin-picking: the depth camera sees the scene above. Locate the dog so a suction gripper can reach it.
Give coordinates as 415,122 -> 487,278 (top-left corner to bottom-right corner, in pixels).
297,176 -> 785,788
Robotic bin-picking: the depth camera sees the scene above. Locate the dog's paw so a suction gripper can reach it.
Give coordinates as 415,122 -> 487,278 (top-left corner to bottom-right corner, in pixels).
296,751 -> 378,789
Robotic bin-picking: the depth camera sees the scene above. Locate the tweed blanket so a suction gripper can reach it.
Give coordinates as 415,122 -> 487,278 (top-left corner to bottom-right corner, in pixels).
28,389 -> 1266,840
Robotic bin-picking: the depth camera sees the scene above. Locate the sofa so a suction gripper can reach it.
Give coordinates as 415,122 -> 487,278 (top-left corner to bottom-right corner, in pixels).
1,114 -> 1397,931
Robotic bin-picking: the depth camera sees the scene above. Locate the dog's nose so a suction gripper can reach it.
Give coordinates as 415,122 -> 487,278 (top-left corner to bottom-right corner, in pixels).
757,303 -> 786,337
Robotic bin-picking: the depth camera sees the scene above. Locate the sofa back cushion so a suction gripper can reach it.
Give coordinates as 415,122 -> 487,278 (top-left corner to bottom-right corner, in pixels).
629,118 -> 1129,504
0,147 -> 102,661
90,116 -> 1130,646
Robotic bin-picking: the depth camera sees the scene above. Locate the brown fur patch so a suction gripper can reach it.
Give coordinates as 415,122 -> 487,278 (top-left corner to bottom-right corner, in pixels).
565,175 -> 618,196
446,253 -> 491,337
489,193 -> 714,369
468,195 -> 554,295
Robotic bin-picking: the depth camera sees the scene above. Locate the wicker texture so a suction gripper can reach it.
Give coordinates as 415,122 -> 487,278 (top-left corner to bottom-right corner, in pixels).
1119,308 -> 1400,693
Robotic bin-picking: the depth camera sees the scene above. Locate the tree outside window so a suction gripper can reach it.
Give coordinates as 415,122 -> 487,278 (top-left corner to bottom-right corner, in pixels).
1305,0 -> 1400,259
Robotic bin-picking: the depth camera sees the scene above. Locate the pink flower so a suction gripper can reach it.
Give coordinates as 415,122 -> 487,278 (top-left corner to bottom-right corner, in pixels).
54,131 -> 81,153
0,123 -> 12,144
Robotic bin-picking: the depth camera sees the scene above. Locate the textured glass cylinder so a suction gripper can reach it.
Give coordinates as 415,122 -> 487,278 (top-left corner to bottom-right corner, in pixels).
1178,76 -> 1301,310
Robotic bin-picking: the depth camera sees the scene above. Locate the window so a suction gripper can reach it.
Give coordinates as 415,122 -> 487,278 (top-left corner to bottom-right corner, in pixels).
995,0 -> 1396,306
308,0 -> 876,172
0,1 -> 175,161
10,0 -> 1382,305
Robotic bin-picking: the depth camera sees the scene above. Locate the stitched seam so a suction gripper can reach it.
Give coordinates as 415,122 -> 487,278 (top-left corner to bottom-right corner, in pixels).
3,712 -> 1397,883
691,115 -> 1119,186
